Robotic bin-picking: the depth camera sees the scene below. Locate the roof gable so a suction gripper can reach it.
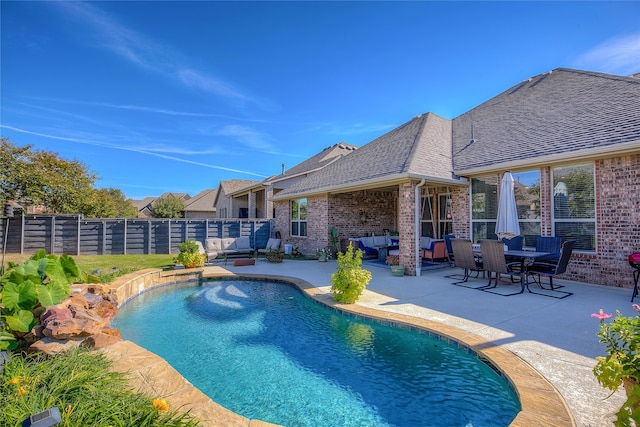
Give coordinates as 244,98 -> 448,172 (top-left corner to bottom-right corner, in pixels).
274,113 -> 455,199
184,189 -> 218,211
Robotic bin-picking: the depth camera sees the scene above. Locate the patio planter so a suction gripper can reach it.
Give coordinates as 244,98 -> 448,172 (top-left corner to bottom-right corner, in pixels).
391,265 -> 405,277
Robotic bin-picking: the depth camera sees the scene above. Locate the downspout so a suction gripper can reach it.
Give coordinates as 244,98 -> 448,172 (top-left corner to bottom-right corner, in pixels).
415,179 -> 426,276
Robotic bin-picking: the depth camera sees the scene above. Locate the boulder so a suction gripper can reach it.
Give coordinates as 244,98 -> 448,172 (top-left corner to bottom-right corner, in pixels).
81,333 -> 121,350
43,318 -> 104,339
29,337 -> 83,355
40,306 -> 73,327
82,292 -> 103,308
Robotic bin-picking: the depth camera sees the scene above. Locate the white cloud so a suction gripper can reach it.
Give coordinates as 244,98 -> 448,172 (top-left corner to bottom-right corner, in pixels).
573,33 -> 640,76
217,125 -> 274,151
0,124 -> 267,177
54,2 -> 260,104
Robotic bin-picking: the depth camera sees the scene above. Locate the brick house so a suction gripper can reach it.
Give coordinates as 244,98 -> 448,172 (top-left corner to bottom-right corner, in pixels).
225,142 -> 359,220
270,68 -> 640,288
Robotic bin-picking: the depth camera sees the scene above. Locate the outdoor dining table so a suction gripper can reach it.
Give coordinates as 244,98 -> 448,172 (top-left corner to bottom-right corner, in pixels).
473,246 -> 552,294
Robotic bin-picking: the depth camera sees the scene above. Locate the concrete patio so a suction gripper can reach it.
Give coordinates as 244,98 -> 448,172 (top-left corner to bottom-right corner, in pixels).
218,257 -> 638,427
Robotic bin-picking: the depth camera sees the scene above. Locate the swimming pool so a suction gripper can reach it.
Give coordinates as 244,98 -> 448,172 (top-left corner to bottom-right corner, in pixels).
113,279 -> 520,426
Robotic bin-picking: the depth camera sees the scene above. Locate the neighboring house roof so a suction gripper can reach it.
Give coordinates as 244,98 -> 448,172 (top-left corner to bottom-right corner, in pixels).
452,68 -> 640,174
266,142 -> 359,186
130,197 -> 155,212
272,113 -> 459,200
184,189 -> 218,212
130,193 -> 191,217
214,179 -> 261,204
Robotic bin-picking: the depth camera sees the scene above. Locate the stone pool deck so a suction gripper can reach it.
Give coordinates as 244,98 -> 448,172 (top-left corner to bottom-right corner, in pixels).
105,260 -> 637,426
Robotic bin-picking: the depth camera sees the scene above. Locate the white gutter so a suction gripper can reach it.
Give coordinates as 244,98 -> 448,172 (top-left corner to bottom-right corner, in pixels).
270,173 -> 467,201
415,178 -> 427,276
455,141 -> 640,176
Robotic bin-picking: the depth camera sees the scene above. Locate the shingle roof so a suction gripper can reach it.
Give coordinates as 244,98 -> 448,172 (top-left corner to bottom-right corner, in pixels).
273,113 -> 457,199
184,189 -> 218,211
452,68 -> 640,173
220,179 -> 260,195
269,142 -> 359,183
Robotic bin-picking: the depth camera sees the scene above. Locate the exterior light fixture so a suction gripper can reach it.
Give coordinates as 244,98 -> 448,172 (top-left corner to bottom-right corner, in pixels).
22,407 -> 61,427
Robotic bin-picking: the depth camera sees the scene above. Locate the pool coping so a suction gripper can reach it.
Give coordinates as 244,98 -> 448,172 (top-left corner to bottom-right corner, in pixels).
105,267 -> 575,427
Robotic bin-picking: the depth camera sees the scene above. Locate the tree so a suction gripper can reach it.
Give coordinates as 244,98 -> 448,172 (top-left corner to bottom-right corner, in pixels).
1,138 -> 137,217
82,188 -> 139,218
151,196 -> 185,218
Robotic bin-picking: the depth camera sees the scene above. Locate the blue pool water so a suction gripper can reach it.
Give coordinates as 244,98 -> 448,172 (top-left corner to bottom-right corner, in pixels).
113,279 -> 520,426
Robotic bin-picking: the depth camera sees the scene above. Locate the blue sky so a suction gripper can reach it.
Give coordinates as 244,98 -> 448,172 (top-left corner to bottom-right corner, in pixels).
2,1 -> 639,201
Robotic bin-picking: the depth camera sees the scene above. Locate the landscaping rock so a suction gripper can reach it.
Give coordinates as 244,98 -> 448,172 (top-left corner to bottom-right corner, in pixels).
30,286 -> 123,355
43,318 -> 103,339
29,337 -> 83,355
81,332 -> 122,350
82,292 -> 104,308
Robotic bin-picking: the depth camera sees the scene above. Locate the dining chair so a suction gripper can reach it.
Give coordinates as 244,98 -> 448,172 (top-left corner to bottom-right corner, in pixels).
450,238 -> 484,284
444,234 -> 456,261
535,236 -> 563,263
479,239 -> 521,293
528,240 -> 575,290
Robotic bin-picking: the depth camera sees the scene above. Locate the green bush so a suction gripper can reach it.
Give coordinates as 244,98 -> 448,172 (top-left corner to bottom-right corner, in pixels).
0,250 -> 77,351
330,242 -> 372,304
0,348 -> 200,426
175,240 -> 205,268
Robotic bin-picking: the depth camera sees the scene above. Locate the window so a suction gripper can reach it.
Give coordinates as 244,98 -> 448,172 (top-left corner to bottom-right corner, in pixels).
471,176 -> 498,242
420,195 -> 434,237
512,171 -> 541,246
552,164 -> 595,251
291,198 -> 307,237
439,194 -> 453,237
471,171 -> 541,244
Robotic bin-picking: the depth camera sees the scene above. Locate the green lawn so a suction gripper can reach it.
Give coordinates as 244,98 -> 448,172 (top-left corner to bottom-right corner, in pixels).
2,253 -> 176,282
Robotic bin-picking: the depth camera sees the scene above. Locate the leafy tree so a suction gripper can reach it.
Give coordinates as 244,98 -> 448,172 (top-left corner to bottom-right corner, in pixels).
1,138 -> 137,217
82,188 -> 138,218
0,138 -> 39,206
151,196 -> 185,218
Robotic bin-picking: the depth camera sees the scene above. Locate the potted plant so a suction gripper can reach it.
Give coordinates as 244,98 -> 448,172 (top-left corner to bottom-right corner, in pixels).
175,240 -> 205,268
265,248 -> 284,263
385,254 -> 404,277
330,242 -> 372,304
592,304 -> 640,425
316,248 -> 327,262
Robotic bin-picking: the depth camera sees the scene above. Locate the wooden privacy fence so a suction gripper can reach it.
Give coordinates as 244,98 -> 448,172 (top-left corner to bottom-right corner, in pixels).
0,214 -> 272,256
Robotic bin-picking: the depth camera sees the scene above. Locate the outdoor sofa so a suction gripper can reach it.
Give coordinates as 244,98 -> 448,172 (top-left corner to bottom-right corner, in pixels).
203,237 -> 254,262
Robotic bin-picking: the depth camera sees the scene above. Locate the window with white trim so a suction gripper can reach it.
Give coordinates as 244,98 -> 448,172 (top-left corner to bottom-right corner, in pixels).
471,171 -> 541,244
291,198 -> 307,237
471,176 -> 498,242
512,170 -> 541,247
551,164 -> 595,251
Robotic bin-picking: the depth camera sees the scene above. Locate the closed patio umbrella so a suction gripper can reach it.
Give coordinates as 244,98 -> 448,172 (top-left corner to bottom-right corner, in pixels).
495,171 -> 520,239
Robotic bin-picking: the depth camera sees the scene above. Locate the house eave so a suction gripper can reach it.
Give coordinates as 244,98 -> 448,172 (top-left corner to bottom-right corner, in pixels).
270,173 -> 467,201
455,141 -> 640,176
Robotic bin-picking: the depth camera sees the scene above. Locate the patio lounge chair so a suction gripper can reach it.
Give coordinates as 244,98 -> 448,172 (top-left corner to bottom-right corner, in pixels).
528,240 -> 575,290
258,238 -> 281,256
450,239 -> 483,284
421,240 -> 447,262
479,239 -> 522,295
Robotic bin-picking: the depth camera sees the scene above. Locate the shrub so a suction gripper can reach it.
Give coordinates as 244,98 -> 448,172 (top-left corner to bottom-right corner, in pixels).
330,242 -> 372,304
175,240 -> 205,268
0,348 -> 200,426
0,250 -> 77,351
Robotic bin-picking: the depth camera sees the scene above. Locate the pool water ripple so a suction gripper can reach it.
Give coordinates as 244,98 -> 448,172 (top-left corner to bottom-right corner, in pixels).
113,279 -> 520,427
